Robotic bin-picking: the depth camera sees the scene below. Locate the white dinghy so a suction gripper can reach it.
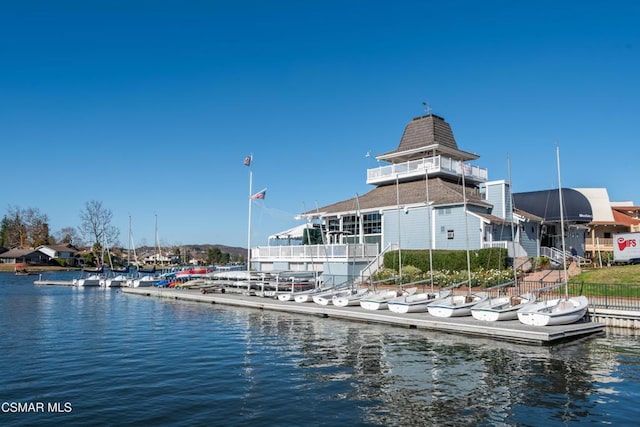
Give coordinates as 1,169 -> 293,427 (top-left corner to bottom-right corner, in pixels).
388,289 -> 450,314
332,288 -> 372,307
427,291 -> 489,318
517,295 -> 588,326
471,292 -> 536,322
360,287 -> 416,311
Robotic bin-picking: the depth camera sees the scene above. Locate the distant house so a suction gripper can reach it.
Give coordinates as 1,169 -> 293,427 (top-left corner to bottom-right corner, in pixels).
0,248 -> 49,264
585,203 -> 640,257
143,252 -> 171,265
36,243 -> 80,265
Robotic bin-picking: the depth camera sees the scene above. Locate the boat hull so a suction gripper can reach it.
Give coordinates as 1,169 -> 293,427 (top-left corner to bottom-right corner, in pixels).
517,296 -> 589,326
388,290 -> 451,314
471,293 -> 536,322
105,275 -> 129,288
73,274 -> 103,287
294,293 -> 314,303
359,290 -> 398,311
128,275 -> 161,288
312,289 -> 351,306
332,289 -> 371,307
427,292 -> 488,318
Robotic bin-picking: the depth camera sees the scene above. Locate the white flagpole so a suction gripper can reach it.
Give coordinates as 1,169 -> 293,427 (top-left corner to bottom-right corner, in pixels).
247,155 -> 253,283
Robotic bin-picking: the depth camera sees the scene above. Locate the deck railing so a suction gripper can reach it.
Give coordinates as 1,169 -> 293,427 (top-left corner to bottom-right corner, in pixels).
251,243 -> 379,261
366,155 -> 488,185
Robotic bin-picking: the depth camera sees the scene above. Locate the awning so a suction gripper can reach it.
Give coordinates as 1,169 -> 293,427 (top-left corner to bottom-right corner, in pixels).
513,189 -> 593,223
268,223 -> 314,241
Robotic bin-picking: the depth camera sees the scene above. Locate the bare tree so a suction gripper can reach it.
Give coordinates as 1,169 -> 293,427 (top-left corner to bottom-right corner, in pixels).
55,226 -> 84,246
78,201 -> 120,252
23,207 -> 50,247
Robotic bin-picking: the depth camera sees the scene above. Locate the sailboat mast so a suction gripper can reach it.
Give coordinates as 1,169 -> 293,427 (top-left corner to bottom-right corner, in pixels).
461,163 -> 472,290
507,155 -> 519,287
425,170 -> 434,291
127,215 -> 131,266
396,174 -> 402,284
155,213 -> 160,265
247,154 -> 253,283
556,145 -> 569,297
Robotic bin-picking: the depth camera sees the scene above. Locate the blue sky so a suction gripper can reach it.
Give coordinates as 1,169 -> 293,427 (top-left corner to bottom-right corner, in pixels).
2,1 -> 639,249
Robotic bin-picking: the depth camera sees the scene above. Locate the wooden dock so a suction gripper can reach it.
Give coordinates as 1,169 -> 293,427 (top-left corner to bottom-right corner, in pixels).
34,279 -> 75,286
121,287 -> 605,345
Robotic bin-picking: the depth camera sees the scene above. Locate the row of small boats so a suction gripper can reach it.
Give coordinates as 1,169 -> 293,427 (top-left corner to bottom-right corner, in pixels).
72,266 -> 218,288
72,273 -> 165,288
269,285 -> 589,327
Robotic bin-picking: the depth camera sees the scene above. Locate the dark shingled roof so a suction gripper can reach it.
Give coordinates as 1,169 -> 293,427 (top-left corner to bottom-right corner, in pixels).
376,114 -> 479,163
397,114 -> 458,152
313,177 -> 490,215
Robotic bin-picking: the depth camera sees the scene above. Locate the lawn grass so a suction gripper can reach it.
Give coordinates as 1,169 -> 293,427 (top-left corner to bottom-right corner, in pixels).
570,264 -> 640,285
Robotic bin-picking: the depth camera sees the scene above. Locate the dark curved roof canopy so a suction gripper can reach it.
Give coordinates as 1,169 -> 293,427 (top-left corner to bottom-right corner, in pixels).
513,189 -> 593,223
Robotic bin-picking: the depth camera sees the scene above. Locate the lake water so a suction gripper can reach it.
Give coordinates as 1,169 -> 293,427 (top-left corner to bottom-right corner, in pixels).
1,271 -> 639,426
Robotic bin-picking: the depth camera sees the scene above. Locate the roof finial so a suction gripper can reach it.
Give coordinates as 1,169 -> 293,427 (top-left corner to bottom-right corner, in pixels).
422,101 -> 432,115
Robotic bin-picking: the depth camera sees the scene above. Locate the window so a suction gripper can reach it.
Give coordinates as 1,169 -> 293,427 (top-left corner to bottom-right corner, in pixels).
362,212 -> 381,234
604,232 -> 612,239
447,229 -> 454,239
342,215 -> 359,236
327,218 -> 340,232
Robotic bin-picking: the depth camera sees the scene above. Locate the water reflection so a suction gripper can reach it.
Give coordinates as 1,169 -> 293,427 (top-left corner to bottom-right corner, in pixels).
1,274 -> 638,426
237,308 -> 638,426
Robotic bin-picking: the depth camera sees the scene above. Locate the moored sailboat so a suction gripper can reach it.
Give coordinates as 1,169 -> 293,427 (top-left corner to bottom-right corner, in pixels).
427,290 -> 489,317
359,287 -> 417,311
332,288 -> 373,307
517,146 -> 589,326
388,288 -> 451,314
517,295 -> 588,326
471,292 -> 536,322
471,155 -> 537,321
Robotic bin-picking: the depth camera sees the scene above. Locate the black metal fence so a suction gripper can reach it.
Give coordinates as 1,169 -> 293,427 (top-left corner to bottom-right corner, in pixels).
501,280 -> 640,312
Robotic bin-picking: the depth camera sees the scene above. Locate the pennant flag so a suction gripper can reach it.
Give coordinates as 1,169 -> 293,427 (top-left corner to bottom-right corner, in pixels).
250,188 -> 266,199
243,156 -> 251,166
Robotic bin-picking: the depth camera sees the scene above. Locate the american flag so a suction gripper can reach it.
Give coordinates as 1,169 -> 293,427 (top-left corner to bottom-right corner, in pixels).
250,188 -> 266,199
243,156 -> 251,166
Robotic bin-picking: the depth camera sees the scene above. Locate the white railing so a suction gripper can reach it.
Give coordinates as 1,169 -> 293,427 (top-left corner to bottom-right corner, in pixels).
359,243 -> 397,283
251,243 -> 379,261
540,246 -> 591,267
366,155 -> 488,185
541,246 -> 568,265
482,241 -> 508,249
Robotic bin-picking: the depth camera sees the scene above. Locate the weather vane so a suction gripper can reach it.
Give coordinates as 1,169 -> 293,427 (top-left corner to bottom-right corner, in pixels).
422,101 -> 432,115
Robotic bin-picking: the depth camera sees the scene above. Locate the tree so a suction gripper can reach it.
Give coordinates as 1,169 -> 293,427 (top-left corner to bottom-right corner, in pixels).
206,246 -> 231,265
23,207 -> 50,247
55,226 -> 83,246
0,206 -> 50,248
78,200 -> 120,262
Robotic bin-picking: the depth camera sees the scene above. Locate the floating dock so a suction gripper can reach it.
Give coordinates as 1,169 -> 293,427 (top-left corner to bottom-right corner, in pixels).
121,287 -> 605,345
34,279 -> 75,286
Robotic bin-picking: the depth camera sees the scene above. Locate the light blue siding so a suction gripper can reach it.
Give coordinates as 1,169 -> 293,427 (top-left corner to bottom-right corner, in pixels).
482,180 -> 513,221
433,206 -> 482,250
521,222 -> 540,257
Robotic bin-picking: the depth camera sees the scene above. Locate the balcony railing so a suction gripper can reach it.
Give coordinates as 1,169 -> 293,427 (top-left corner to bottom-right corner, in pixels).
585,238 -> 613,251
367,155 -> 488,185
251,243 -> 379,262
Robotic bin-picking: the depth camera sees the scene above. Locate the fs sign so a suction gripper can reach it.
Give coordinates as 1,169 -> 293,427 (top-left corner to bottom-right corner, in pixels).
613,232 -> 640,262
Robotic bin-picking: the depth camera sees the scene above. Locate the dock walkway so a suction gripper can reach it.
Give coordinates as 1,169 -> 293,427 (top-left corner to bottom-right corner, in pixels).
121,287 -> 604,345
